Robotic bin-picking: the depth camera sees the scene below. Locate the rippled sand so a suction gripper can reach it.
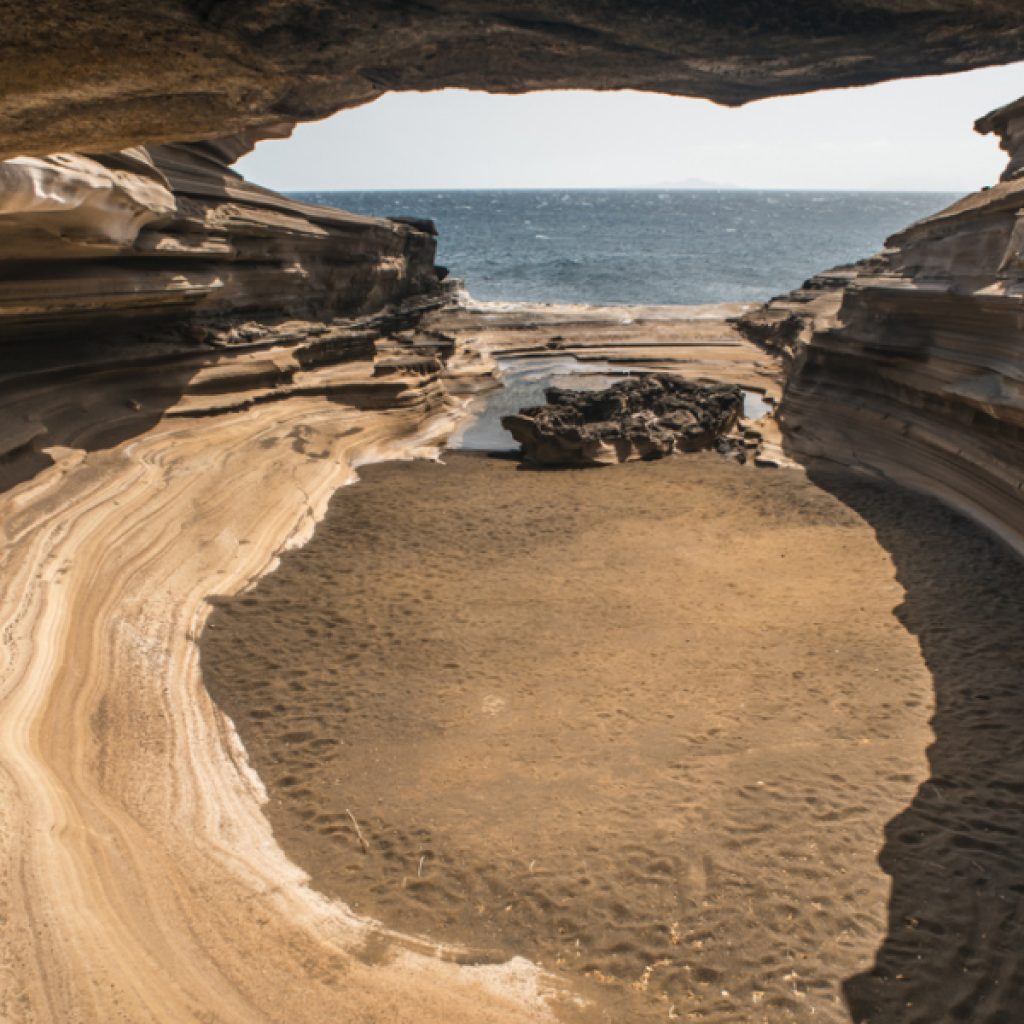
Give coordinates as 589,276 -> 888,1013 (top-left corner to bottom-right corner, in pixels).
203,453 -> 1024,1022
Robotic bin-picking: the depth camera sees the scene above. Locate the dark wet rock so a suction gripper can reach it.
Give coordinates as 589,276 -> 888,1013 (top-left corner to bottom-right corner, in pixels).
501,373 -> 743,467
389,216 -> 438,236
715,434 -> 749,465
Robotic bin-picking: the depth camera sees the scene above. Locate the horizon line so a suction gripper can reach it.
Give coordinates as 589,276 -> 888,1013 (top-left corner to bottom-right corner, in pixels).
281,184 -> 969,194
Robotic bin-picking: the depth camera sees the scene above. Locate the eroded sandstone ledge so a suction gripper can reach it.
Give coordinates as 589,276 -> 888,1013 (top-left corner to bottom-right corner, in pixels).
0,138 -> 441,346
734,96 -> 1024,555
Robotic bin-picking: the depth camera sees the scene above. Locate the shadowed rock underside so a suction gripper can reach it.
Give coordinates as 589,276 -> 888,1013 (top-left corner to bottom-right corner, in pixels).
3,0 -> 1024,160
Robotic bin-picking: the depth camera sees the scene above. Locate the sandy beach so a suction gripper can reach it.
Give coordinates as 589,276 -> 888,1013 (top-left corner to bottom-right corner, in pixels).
202,450 -> 1024,1022
4,292 -> 1022,1023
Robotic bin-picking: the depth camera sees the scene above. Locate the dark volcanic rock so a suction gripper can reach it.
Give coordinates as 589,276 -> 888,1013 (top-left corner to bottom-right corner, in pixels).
501,374 -> 743,467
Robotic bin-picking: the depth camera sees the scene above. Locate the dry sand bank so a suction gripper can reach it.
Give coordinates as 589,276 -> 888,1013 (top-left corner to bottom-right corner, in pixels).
202,451 -> 1024,1022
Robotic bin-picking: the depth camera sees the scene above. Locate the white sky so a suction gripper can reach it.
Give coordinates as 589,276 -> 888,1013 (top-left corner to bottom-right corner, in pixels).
238,62 -> 1024,191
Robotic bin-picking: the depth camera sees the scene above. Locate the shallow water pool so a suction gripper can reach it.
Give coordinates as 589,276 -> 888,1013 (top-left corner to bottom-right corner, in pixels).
447,357 -> 772,453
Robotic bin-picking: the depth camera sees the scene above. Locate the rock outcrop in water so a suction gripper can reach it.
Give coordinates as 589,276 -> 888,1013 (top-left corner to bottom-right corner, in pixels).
735,95 -> 1024,555
501,374 -> 743,467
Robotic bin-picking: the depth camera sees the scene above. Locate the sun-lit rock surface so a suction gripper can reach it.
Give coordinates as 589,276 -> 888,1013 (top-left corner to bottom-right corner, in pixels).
734,98 -> 1024,554
0,149 -> 176,247
0,138 -> 441,344
977,94 -> 1024,181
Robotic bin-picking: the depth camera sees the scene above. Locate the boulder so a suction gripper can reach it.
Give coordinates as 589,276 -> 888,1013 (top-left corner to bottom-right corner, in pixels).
501,373 -> 743,467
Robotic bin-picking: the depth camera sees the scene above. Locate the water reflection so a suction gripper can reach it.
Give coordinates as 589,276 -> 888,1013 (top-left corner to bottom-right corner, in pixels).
448,356 -> 619,452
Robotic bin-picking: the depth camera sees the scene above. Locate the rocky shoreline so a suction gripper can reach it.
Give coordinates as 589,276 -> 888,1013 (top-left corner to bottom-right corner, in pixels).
2,10 -> 1024,1018
6,119 -> 1024,1016
4,93 -> 1024,555
731,97 -> 1024,556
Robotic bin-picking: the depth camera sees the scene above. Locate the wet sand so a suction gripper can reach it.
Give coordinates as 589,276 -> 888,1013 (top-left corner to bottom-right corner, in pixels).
202,453 -> 1024,1022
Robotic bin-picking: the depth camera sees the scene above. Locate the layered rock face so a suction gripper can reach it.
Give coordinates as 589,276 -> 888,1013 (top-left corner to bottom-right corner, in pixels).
0,139 -> 441,345
4,5 -> 1024,1023
3,1 -> 1024,161
735,95 -> 1024,554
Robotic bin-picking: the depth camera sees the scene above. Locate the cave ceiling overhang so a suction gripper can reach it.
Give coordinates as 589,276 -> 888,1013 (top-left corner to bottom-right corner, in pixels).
3,0 -> 1024,160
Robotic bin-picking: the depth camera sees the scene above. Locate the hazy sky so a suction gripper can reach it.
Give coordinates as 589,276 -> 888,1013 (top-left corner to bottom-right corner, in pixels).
238,62 -> 1024,191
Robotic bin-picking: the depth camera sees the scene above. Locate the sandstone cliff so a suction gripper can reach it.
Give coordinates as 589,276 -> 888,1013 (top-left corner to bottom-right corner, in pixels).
0,137 -> 441,345
735,94 -> 1024,554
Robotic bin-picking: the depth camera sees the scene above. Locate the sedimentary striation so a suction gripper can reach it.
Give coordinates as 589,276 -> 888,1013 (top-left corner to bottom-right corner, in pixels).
3,3 -> 1024,1022
735,97 -> 1024,554
4,1 -> 1024,161
0,138 -> 441,346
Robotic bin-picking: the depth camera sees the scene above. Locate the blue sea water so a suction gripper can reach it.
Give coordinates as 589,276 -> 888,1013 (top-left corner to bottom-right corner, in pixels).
290,189 -> 959,307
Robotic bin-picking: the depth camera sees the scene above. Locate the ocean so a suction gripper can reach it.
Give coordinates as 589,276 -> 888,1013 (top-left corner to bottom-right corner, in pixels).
291,189 -> 959,307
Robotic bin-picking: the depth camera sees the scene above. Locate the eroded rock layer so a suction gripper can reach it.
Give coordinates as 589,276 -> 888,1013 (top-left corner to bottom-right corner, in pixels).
0,292 -> 573,1024
0,139 -> 441,345
735,95 -> 1024,554
3,1 -> 1024,160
